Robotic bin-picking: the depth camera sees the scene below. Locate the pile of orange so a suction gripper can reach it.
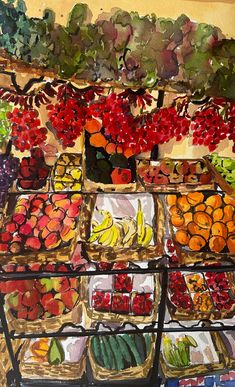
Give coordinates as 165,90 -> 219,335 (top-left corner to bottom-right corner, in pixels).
167,192 -> 235,254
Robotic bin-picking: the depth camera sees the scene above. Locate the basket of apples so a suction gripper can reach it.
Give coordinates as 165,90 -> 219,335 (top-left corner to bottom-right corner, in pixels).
0,193 -> 84,265
0,274 -> 82,333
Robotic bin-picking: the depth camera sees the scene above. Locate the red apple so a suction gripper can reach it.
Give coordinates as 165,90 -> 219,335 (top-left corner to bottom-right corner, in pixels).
15,280 -> 34,293
35,278 -> 53,293
54,198 -> 70,210
22,289 -> 40,307
0,232 -> 12,243
111,168 -> 132,184
0,243 -> 8,252
51,194 -> 68,203
12,213 -> 26,225
153,174 -> 169,184
19,223 -> 32,236
44,299 -> 65,316
9,242 -> 21,254
69,277 -> 79,289
37,215 -> 50,230
5,292 -> 22,310
160,160 -> 175,175
40,293 -> 54,309
53,277 -> 70,292
5,222 -> 17,233
61,289 -> 79,310
17,306 -> 28,319
47,219 -> 62,233
199,173 -> 211,184
27,304 -> 43,321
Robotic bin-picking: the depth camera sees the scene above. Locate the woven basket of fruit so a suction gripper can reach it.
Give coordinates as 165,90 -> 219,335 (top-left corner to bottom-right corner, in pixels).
166,192 -> 235,264
88,333 -> 155,381
83,129 -> 138,193
160,332 -> 227,378
11,148 -> 52,193
167,270 -> 235,320
20,337 -> 86,380
4,277 -> 84,334
0,193 -> 84,265
52,153 -> 83,192
84,193 -> 164,261
204,155 -> 235,197
0,334 -> 22,386
137,158 -> 215,193
81,271 -> 160,324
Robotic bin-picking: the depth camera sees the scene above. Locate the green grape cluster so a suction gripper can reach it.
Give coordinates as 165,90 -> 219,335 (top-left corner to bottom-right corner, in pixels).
0,101 -> 12,144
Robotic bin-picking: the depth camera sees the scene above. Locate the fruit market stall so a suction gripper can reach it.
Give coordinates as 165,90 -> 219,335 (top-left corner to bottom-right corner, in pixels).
0,1 -> 234,387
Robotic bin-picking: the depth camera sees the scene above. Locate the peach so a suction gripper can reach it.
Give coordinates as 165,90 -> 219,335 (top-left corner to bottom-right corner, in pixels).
188,235 -> 206,251
60,226 -> 75,242
14,205 -> 27,215
67,203 -> 80,218
19,223 -> 32,236
51,194 -> 67,203
54,198 -> 71,210
45,205 -> 65,220
47,219 -> 62,233
223,205 -> 234,223
9,242 -> 21,254
12,213 -> 26,225
37,215 -> 50,230
44,232 -> 61,249
205,194 -> 222,209
0,232 -> 12,243
63,216 -> 76,229
227,220 -> 235,234
25,237 -> 41,251
41,228 -> 51,239
27,216 -> 38,229
5,222 -> 17,233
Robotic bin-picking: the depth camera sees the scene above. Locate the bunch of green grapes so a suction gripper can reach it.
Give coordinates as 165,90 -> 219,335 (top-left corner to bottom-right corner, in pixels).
0,101 -> 12,144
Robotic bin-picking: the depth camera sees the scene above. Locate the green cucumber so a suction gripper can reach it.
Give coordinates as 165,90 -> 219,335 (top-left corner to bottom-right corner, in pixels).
134,334 -> 146,363
103,336 -> 116,370
91,337 -> 103,367
108,336 -> 125,371
99,337 -> 111,369
116,336 -> 132,368
121,334 -> 142,366
144,333 -> 152,356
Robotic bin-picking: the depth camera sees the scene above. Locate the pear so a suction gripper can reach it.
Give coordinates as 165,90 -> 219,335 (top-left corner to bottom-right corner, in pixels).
48,338 -> 65,365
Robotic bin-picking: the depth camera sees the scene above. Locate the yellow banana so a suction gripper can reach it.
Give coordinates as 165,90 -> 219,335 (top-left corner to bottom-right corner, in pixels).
109,224 -> 122,247
92,210 -> 113,233
136,199 -> 145,244
98,227 -> 115,246
122,218 -> 137,247
139,224 -> 153,247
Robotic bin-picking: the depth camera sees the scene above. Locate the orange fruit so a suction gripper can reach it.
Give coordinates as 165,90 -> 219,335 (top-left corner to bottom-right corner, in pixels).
194,212 -> 212,230
184,212 -> 193,226
187,192 -> 204,205
116,145 -> 123,154
209,236 -> 226,253
89,133 -> 108,148
223,205 -> 234,223
205,206 -> 213,215
223,195 -> 235,206
177,196 -> 191,212
187,222 -> 210,241
171,214 -> 185,228
195,203 -> 206,212
227,235 -> 235,253
188,235 -> 206,251
105,142 -> 117,154
227,220 -> 235,234
85,118 -> 102,133
175,230 -> 190,245
169,205 -> 183,216
167,195 -> 177,207
205,194 -> 222,209
124,147 -> 135,158
212,208 -> 223,222
211,222 -> 228,239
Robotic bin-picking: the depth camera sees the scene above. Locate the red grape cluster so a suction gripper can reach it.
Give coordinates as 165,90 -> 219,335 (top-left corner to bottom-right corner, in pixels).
47,85 -> 103,147
88,93 -> 190,154
7,108 -> 47,152
227,101 -> 235,152
191,103 -> 230,152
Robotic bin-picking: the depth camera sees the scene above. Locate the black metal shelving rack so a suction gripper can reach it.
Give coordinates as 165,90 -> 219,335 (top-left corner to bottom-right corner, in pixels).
0,254 -> 234,387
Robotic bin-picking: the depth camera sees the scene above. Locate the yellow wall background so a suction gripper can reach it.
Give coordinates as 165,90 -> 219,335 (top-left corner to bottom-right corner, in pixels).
23,0 -> 235,158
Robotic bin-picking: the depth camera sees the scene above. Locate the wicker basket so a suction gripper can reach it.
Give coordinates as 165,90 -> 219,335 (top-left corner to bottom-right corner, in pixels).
167,271 -> 235,321
81,274 -> 160,324
137,158 -> 215,193
88,333 -> 155,381
204,156 -> 235,197
0,193 -> 87,265
7,301 -> 84,335
20,339 -> 86,380
160,332 -> 227,379
0,335 -> 22,386
84,194 -> 165,262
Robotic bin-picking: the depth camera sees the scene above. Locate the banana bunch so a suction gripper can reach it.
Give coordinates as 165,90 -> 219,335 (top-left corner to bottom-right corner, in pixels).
89,200 -> 153,248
